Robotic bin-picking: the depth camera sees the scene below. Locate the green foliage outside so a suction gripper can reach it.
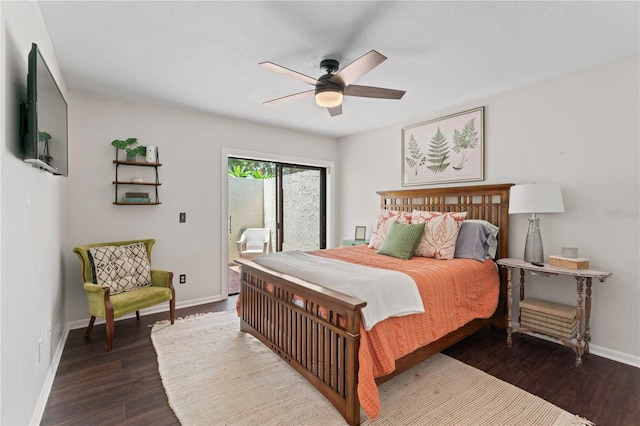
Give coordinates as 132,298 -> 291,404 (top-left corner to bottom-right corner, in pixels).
228,164 -> 250,177
228,158 -> 314,179
228,159 -> 275,179
250,170 -> 274,179
426,127 -> 450,174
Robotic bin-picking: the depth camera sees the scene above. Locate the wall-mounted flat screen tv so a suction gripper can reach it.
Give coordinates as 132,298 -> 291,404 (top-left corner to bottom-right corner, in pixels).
22,43 -> 68,176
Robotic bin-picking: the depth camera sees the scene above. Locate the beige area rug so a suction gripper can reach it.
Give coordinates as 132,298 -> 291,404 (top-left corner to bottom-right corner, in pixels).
151,311 -> 592,426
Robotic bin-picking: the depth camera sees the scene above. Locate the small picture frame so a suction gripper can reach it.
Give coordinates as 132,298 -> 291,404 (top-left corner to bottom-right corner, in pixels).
355,226 -> 366,240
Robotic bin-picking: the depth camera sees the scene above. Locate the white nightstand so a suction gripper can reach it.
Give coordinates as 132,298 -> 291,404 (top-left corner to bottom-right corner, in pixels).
497,257 -> 612,367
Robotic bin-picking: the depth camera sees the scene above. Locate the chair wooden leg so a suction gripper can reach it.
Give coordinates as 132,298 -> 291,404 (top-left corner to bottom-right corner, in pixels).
102,287 -> 115,351
136,310 -> 140,321
105,308 -> 115,352
85,316 -> 96,338
169,298 -> 175,324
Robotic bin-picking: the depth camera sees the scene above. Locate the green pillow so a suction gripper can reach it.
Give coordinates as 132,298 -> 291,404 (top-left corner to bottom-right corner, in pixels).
376,221 -> 426,260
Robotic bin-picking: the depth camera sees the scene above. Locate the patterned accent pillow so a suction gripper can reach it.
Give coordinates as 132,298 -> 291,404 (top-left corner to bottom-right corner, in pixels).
88,243 -> 152,294
376,221 -> 425,260
411,211 -> 467,259
368,210 -> 412,250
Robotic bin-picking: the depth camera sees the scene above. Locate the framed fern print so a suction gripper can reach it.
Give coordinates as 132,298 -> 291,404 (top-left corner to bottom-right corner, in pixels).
402,107 -> 484,186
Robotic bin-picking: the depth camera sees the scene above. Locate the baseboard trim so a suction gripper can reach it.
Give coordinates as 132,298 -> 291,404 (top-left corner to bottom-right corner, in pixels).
175,295 -> 227,312
514,322 -> 640,368
590,344 -> 640,368
66,295 -> 225,330
31,324 -> 70,425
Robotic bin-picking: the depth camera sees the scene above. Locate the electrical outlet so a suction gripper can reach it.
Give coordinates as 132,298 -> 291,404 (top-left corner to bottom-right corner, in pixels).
38,338 -> 43,363
179,212 -> 186,223
179,274 -> 186,284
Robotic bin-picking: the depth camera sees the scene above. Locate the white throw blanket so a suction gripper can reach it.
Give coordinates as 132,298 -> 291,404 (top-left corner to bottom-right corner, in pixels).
253,250 -> 424,330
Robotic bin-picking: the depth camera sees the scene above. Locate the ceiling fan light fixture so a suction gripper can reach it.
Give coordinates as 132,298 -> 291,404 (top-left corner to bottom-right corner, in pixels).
262,51 -> 404,116
315,88 -> 343,108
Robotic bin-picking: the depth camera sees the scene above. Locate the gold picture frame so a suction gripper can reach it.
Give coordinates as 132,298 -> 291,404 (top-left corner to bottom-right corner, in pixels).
402,107 -> 484,186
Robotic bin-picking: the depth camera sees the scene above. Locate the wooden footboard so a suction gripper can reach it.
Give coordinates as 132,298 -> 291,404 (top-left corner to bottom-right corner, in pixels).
236,259 -> 367,425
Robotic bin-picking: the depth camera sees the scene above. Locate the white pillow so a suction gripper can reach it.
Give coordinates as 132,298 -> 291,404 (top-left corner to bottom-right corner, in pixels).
368,210 -> 412,249
411,211 -> 467,259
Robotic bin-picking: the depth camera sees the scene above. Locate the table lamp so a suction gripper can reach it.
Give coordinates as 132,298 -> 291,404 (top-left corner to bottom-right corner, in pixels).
509,183 -> 565,264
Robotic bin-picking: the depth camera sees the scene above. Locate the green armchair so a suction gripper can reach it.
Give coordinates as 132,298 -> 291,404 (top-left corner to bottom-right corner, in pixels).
73,239 -> 175,351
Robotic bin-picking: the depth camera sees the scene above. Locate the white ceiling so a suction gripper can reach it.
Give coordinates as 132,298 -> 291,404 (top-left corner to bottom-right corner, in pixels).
38,1 -> 639,138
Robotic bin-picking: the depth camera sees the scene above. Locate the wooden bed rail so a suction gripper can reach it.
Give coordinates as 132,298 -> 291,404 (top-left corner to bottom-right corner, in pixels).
235,259 -> 367,425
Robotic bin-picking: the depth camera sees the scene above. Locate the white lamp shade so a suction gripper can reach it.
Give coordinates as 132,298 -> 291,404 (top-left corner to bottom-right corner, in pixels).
509,183 -> 565,214
315,90 -> 343,108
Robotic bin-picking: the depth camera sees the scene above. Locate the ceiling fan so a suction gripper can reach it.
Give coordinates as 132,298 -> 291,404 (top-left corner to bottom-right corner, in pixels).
260,50 -> 405,117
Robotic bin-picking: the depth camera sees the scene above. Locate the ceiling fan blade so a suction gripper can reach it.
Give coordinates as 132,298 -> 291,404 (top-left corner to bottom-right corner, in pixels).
259,61 -> 322,86
344,84 -> 405,99
330,50 -> 387,86
328,104 -> 342,117
263,90 -> 314,105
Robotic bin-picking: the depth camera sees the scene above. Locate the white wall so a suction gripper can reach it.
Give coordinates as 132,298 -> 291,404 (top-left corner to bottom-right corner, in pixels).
228,177 -> 265,262
65,92 -> 339,323
1,1 -> 69,424
338,56 -> 640,365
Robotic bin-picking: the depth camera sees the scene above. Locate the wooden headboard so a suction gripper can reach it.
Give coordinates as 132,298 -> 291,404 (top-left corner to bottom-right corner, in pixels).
377,183 -> 513,259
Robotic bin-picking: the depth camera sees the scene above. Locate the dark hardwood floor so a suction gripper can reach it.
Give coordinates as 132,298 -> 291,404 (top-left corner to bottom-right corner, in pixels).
42,296 -> 639,425
443,328 -> 640,425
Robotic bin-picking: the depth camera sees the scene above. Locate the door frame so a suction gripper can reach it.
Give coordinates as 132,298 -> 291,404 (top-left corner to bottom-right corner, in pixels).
220,147 -> 336,298
275,162 -> 327,251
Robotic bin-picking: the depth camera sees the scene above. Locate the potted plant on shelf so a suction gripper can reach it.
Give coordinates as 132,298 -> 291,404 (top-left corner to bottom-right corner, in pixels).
111,138 -> 146,161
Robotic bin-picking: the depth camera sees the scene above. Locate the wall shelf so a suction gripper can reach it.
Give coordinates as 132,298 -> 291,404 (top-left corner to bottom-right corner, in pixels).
112,160 -> 163,167
113,148 -> 162,205
112,181 -> 162,186
114,201 -> 162,205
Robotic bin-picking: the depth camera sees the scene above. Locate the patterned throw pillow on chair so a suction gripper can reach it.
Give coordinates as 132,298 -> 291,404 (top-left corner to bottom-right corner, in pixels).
88,243 -> 152,294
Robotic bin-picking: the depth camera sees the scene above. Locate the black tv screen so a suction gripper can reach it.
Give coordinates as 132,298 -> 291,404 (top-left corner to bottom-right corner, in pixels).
23,43 -> 68,176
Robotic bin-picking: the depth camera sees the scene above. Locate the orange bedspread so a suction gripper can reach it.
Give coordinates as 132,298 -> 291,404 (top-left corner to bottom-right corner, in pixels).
309,245 -> 500,420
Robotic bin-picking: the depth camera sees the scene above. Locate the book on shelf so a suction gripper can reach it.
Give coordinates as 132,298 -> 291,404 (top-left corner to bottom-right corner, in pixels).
122,197 -> 151,203
125,192 -> 149,198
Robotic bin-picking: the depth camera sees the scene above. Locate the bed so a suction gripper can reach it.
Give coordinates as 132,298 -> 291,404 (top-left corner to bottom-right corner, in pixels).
235,183 -> 512,425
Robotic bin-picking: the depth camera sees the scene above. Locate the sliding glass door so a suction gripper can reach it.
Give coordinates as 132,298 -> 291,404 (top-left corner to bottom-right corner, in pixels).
228,158 -> 326,261
276,164 -> 326,252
